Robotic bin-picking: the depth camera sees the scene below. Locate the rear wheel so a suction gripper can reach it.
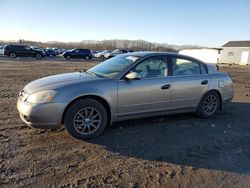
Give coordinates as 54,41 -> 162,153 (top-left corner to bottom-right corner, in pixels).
64,99 -> 107,140
196,91 -> 220,118
9,52 -> 16,59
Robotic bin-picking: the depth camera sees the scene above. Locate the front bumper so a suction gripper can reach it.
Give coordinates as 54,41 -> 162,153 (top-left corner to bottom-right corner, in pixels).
17,98 -> 68,129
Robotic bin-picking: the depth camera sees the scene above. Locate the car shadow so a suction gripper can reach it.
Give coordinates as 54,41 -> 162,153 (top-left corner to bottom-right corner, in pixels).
88,102 -> 250,174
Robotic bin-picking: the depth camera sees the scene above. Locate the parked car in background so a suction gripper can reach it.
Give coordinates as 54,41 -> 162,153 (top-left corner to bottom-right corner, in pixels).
63,49 -> 93,60
0,46 -> 5,55
104,49 -> 134,59
91,50 -> 101,57
60,49 -> 68,54
45,49 -> 57,58
17,52 -> 234,140
51,48 -> 61,55
95,50 -> 112,59
4,44 -> 46,59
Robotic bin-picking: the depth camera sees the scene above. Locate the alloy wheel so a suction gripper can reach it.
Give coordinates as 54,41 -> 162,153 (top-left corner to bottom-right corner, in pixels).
73,107 -> 102,135
203,94 -> 218,115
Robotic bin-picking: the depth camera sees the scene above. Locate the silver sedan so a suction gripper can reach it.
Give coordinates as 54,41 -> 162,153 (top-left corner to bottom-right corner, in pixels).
17,52 -> 234,139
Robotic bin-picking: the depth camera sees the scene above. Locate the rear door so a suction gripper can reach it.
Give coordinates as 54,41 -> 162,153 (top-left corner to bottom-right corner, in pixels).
170,56 -> 209,109
117,56 -> 171,116
15,45 -> 26,56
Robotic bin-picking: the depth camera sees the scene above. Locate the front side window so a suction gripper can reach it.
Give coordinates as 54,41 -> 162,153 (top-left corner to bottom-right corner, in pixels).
24,46 -> 31,50
121,50 -> 128,53
131,57 -> 168,78
172,57 -> 201,76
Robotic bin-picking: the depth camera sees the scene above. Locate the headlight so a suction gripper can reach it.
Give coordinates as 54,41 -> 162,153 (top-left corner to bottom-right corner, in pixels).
26,90 -> 57,104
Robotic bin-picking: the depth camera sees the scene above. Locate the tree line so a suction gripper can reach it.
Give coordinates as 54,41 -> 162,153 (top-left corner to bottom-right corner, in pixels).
0,39 -> 202,52
0,40 -> 180,52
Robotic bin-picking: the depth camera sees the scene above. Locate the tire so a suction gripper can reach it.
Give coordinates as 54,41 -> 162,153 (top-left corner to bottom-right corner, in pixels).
196,91 -> 221,118
9,52 -> 16,59
66,55 -> 71,60
64,98 -> 108,140
100,55 -> 104,60
84,55 -> 90,60
35,54 -> 42,59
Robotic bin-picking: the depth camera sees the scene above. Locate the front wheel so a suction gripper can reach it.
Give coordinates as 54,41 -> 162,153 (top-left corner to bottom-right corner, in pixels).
196,91 -> 220,118
35,54 -> 42,59
84,55 -> 90,60
64,99 -> 107,140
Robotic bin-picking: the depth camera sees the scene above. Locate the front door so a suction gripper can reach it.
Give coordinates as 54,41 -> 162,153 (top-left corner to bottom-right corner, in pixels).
117,56 -> 171,116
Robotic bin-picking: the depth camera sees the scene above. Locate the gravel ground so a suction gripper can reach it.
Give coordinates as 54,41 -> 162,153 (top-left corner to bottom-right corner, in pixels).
0,58 -> 250,188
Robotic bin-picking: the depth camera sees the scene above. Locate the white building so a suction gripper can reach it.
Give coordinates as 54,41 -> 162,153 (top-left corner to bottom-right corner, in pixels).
220,41 -> 250,65
179,48 -> 222,64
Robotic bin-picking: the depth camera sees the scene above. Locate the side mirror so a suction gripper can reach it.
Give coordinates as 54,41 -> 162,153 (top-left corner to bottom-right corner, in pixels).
125,72 -> 141,80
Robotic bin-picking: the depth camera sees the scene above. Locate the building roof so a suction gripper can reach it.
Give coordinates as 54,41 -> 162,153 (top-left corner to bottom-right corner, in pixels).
180,48 -> 222,51
222,41 -> 250,47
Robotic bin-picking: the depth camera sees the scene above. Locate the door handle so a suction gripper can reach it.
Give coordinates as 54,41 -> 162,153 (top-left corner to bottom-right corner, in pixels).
201,80 -> 208,85
161,84 -> 171,90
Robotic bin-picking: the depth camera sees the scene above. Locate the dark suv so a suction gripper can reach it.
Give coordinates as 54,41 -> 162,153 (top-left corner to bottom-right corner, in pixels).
4,44 -> 46,59
63,49 -> 93,60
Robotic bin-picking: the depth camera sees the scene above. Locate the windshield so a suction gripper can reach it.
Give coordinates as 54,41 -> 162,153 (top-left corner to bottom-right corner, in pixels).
87,54 -> 140,78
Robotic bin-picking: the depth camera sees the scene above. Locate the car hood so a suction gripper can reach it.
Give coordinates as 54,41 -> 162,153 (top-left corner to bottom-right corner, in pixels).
24,72 -> 100,94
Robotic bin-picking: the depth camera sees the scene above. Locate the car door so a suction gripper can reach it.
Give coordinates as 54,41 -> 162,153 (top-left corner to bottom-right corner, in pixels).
78,49 -> 85,58
117,56 -> 171,116
24,46 -> 34,57
71,49 -> 79,58
170,56 -> 209,109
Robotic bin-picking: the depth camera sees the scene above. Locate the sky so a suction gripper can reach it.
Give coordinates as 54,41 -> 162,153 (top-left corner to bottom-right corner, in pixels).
0,0 -> 249,47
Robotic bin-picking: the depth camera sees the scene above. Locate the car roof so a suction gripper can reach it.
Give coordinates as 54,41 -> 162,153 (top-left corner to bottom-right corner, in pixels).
127,51 -> 206,63
127,51 -> 178,57
129,52 -> 214,68
7,44 -> 29,47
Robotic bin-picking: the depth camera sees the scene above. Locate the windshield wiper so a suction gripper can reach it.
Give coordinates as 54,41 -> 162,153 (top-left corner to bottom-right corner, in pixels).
79,69 -> 87,73
86,70 -> 97,77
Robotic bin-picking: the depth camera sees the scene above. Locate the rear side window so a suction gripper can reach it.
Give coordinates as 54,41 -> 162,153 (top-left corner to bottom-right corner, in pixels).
13,45 -> 24,50
171,57 -> 205,76
80,49 -> 90,53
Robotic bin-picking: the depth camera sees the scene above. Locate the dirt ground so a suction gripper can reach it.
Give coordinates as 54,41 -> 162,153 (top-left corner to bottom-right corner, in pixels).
1,57 -> 250,188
